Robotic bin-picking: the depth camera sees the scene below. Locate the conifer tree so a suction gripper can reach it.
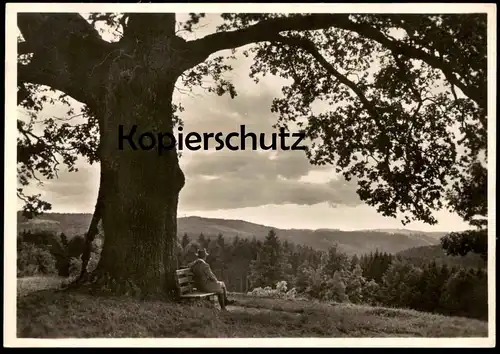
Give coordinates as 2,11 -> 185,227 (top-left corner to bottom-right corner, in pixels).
249,229 -> 287,288
18,13 -> 487,296
180,233 -> 190,249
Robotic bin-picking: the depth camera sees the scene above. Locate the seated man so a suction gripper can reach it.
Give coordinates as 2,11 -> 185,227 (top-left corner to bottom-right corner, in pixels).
188,248 -> 234,310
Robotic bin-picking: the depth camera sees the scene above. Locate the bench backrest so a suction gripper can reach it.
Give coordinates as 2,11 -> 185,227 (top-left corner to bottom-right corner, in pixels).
175,268 -> 195,295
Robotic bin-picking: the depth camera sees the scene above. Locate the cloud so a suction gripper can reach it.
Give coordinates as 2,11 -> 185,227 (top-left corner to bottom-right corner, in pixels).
179,146 -> 361,211
13,13 -> 471,233
182,147 -> 330,181
42,163 -> 99,198
18,160 -> 100,214
16,15 -> 363,216
173,74 -> 363,210
21,56 -> 362,213
180,174 -> 361,211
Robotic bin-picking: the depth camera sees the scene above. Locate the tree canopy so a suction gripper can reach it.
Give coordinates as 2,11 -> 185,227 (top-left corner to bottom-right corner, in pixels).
17,13 -> 487,227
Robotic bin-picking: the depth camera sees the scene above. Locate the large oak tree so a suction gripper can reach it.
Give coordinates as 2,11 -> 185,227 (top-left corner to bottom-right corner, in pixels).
17,13 -> 487,297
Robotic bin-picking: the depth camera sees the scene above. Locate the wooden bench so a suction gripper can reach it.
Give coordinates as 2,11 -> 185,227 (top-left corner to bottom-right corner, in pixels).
175,268 -> 217,301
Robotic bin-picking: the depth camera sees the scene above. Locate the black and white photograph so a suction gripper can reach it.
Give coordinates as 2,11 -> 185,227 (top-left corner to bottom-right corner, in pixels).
5,2 -> 495,347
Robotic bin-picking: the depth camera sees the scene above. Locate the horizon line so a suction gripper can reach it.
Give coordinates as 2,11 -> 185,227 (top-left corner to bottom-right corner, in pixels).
16,210 -> 455,234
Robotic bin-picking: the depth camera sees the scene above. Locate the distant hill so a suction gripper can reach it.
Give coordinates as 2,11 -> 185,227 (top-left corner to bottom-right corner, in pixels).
361,228 -> 448,240
18,212 -> 92,237
396,244 -> 485,269
17,212 -> 444,255
177,216 -> 439,255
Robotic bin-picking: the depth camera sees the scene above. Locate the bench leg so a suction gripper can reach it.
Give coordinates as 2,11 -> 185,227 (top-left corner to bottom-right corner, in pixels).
185,297 -> 215,308
205,296 -> 216,308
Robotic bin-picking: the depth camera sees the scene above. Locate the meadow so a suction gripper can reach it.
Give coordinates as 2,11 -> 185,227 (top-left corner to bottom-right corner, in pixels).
17,276 -> 488,338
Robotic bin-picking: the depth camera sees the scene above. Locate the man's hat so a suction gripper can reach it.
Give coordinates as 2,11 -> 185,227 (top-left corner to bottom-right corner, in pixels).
196,248 -> 209,258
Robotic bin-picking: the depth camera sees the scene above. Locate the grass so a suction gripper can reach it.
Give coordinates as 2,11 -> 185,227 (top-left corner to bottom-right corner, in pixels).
17,276 -> 70,297
16,276 -> 488,338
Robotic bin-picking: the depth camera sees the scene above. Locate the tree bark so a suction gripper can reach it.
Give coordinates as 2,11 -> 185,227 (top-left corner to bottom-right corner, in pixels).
78,170 -> 104,280
18,13 -> 486,300
80,35 -> 187,299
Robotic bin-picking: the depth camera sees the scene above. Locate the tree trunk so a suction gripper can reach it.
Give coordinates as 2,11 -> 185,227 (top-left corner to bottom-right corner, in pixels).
78,169 -> 104,280
81,38 -> 187,299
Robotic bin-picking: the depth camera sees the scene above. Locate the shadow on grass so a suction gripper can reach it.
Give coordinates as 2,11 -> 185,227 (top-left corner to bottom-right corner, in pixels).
17,289 -> 348,338
16,284 -> 489,338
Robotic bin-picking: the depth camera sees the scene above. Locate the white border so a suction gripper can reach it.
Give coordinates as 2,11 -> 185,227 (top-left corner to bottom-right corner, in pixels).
4,2 -> 497,348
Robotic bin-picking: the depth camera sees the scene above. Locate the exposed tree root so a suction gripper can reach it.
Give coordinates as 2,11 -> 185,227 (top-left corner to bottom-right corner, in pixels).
64,269 -> 178,301
79,171 -> 104,281
66,270 -> 142,297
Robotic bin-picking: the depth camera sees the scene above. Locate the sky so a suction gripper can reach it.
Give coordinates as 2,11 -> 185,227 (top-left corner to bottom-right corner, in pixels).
16,13 -> 474,232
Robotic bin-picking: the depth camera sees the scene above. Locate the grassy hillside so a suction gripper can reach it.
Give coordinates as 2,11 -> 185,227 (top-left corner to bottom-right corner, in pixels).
397,245 -> 486,269
17,276 -> 488,338
18,212 -> 92,237
17,212 -> 443,255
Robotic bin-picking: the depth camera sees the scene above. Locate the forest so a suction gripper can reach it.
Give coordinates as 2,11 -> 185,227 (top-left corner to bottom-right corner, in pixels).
17,13 -> 487,298
17,228 -> 488,321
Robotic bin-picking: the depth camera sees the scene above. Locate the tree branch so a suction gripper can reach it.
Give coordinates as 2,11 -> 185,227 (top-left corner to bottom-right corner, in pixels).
331,19 -> 485,110
17,13 -> 107,51
17,83 -> 30,105
18,61 -> 89,105
274,34 -> 382,124
18,41 -> 33,55
17,13 -> 118,106
189,14 -> 351,59
189,14 -> 484,109
124,13 -> 176,42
